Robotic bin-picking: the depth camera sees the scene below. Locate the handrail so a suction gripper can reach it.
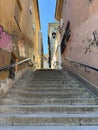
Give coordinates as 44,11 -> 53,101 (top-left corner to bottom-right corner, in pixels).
0,58 -> 31,72
11,58 -> 31,67
65,58 -> 98,72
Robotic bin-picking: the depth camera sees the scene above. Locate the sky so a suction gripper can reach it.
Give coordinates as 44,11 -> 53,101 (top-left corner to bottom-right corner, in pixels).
38,0 -> 57,54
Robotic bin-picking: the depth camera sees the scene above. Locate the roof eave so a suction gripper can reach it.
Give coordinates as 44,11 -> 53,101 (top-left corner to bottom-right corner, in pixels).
55,0 -> 63,21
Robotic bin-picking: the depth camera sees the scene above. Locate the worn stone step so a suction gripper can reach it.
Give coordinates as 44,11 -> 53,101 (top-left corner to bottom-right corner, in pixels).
0,98 -> 97,105
33,75 -> 75,77
31,79 -> 76,82
8,88 -> 88,94
0,113 -> 98,125
0,69 -> 97,127
0,126 -> 98,130
9,88 -> 87,93
6,92 -> 92,99
33,76 -> 70,78
30,81 -> 82,84
0,105 -> 98,114
13,84 -> 85,89
12,83 -> 85,87
15,79 -> 82,84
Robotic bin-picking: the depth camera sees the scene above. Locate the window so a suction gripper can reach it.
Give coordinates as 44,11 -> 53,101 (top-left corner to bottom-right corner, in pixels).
52,32 -> 56,39
14,0 -> 22,31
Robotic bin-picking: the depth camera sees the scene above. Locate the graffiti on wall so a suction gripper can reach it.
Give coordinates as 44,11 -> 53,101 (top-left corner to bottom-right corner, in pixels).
84,30 -> 98,54
0,25 -> 27,58
0,25 -> 12,52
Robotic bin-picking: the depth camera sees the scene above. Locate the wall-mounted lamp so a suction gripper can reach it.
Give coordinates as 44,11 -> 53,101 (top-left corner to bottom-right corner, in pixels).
52,32 -> 56,39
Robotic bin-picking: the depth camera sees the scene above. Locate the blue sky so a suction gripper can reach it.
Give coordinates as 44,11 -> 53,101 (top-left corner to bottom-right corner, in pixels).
38,0 -> 57,54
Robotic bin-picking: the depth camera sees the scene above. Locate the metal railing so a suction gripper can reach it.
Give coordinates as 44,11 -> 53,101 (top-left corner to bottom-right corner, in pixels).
65,58 -> 98,72
0,58 -> 31,73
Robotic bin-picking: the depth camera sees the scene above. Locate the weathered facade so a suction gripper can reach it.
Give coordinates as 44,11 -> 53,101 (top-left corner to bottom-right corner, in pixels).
0,0 -> 41,80
55,0 -> 98,87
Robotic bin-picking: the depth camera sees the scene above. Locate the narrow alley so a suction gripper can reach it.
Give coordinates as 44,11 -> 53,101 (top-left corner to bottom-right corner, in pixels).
1,0 -> 98,129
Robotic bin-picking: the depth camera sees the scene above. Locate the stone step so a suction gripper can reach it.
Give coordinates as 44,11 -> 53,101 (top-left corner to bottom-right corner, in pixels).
33,77 -> 74,82
32,81 -> 79,84
30,83 -> 81,86
13,84 -> 85,89
8,87 -> 88,94
0,105 -> 98,114
6,92 -> 92,99
0,98 -> 97,105
30,81 -> 81,84
32,75 -> 75,77
0,126 -> 98,130
32,78 -> 71,80
9,87 -> 87,93
0,69 -> 98,127
10,90 -> 88,95
0,113 -> 98,125
31,81 -> 70,83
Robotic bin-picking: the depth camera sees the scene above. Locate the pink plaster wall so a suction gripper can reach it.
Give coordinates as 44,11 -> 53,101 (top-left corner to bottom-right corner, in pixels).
62,0 -> 98,87
0,25 -> 12,52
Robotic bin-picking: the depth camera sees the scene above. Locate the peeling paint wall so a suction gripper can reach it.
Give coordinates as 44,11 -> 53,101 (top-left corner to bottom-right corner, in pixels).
65,12 -> 98,67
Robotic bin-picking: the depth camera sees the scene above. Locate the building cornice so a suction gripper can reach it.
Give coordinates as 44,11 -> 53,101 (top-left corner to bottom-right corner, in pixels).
48,22 -> 59,35
33,0 -> 41,30
36,0 -> 41,30
55,0 -> 63,20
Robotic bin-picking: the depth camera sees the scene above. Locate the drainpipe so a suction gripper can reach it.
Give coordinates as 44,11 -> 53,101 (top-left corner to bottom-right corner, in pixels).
57,33 -> 62,69
57,45 -> 62,69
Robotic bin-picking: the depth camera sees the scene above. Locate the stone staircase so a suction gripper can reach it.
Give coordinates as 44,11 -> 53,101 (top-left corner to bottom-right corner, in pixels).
0,69 -> 98,129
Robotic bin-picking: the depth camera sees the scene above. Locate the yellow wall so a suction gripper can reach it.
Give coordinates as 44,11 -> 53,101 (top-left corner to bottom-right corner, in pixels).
0,0 -> 41,79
